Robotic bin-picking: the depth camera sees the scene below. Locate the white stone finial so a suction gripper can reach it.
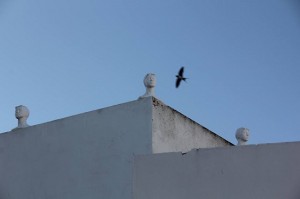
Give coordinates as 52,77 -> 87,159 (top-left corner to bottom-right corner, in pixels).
138,73 -> 156,99
235,127 -> 249,146
14,105 -> 30,129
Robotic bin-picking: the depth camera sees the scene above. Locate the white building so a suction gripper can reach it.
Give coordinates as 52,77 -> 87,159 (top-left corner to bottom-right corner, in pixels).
0,97 -> 232,199
2,97 -> 298,199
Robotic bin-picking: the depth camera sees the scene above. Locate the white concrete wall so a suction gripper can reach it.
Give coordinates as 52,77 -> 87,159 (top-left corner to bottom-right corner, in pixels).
152,98 -> 232,153
0,98 -> 153,199
0,97 -> 233,199
134,142 -> 300,199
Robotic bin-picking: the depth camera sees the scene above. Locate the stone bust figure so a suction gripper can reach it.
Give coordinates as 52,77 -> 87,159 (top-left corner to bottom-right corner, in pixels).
138,73 -> 156,99
235,127 -> 249,146
14,105 -> 30,129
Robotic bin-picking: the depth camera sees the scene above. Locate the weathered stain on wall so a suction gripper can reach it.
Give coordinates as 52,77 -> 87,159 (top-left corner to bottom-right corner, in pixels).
152,97 -> 233,153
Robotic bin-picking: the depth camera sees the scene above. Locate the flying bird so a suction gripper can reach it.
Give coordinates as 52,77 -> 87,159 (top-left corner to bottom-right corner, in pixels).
175,66 -> 187,88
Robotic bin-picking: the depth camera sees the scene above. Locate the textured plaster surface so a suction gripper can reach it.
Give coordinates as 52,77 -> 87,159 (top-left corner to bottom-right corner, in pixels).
152,98 -> 233,153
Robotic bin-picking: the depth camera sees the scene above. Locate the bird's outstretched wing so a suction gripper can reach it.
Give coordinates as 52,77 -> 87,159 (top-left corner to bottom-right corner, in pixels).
176,78 -> 181,88
178,67 -> 184,76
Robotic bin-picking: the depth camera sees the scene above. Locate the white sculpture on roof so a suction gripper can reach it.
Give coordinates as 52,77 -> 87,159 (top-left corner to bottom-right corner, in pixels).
139,73 -> 156,99
14,105 -> 30,129
235,127 -> 249,145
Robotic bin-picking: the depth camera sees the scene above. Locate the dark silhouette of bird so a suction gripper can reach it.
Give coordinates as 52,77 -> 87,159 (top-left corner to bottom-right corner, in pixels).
176,66 -> 187,88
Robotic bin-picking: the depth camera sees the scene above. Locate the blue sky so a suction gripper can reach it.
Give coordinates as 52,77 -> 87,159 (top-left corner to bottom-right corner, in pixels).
0,0 -> 299,145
